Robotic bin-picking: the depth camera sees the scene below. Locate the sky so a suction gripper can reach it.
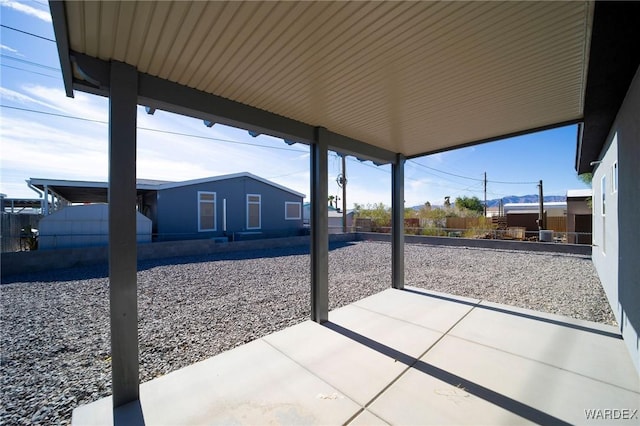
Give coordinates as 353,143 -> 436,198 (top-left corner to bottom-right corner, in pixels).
0,0 -> 591,210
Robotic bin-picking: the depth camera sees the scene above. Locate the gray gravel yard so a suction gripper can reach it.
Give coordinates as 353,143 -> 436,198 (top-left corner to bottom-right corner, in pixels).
0,241 -> 614,424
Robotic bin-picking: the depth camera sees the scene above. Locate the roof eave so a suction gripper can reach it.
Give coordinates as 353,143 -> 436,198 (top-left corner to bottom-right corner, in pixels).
577,1 -> 640,174
49,0 -> 74,98
407,119 -> 582,160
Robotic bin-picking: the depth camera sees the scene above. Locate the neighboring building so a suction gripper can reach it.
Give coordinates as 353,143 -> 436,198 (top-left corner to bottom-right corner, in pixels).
566,189 -> 592,245
504,201 -> 567,232
28,173 -> 305,243
302,203 -> 354,233
39,204 -> 152,249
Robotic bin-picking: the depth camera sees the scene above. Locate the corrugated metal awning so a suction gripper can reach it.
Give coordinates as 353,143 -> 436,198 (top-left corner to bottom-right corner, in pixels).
52,1 -> 594,159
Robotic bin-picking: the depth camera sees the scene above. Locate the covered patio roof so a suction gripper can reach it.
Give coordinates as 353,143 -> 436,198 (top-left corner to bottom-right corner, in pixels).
52,1 -> 598,161
48,0 -> 640,414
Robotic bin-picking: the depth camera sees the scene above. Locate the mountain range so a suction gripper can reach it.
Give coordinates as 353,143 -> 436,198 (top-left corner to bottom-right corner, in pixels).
485,194 -> 566,207
412,194 -> 566,210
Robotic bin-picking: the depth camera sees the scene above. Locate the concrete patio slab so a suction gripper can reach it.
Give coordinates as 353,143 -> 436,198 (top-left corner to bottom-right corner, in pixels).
72,287 -> 639,425
347,409 -> 391,425
351,287 -> 479,332
449,299 -> 638,390
327,304 -> 444,358
413,334 -> 638,425
72,339 -> 361,425
263,319 -> 409,406
365,356 -> 530,426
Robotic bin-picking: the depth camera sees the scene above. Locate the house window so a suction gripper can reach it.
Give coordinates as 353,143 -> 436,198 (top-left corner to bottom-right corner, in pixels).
198,191 -> 216,231
285,202 -> 301,220
247,194 -> 261,229
612,162 -> 618,193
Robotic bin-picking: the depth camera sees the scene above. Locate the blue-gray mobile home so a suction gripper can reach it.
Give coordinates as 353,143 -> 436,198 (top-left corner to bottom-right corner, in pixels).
28,173 -> 305,243
140,172 -> 305,241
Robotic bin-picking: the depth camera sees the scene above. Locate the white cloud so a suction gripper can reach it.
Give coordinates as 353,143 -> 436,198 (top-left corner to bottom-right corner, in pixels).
20,85 -> 108,122
0,0 -> 51,22
0,87 -> 58,110
1,44 -> 23,56
0,114 -> 108,188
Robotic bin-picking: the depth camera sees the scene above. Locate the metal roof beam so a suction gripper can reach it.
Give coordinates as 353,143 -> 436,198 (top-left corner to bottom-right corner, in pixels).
48,0 -> 73,98
326,132 -> 397,165
62,52 -> 399,165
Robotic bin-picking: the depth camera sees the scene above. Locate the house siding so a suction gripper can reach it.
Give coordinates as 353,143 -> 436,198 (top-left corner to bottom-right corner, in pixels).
592,65 -> 640,374
156,176 -> 303,241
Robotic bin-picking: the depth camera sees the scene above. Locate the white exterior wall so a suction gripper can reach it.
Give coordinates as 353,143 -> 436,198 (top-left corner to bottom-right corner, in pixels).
592,65 -> 640,374
39,204 -> 152,249
592,136 -> 619,312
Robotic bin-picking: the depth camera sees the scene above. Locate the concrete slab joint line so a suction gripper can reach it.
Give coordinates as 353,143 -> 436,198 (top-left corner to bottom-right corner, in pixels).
326,298 -> 578,426
338,297 -> 481,414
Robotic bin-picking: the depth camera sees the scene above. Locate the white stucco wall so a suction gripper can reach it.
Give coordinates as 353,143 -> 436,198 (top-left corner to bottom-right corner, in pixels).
39,204 -> 152,249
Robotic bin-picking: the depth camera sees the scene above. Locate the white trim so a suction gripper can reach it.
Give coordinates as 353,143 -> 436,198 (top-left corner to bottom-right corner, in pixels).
600,175 -> 606,217
612,162 -> 618,193
27,172 -> 306,198
198,191 -> 216,232
159,172 -> 305,198
285,201 -> 302,220
246,194 -> 261,230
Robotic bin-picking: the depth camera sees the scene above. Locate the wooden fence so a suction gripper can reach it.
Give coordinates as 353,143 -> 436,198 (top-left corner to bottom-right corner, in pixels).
545,216 -> 567,232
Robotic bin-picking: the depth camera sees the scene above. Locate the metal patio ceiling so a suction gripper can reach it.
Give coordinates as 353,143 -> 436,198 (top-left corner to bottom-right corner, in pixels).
54,1 -> 593,159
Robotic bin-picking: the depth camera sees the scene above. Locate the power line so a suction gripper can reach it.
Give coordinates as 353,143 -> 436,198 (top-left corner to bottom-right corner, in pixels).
0,54 -> 60,71
0,104 -> 308,153
138,127 -> 307,153
1,63 -> 60,79
408,159 -> 537,185
485,178 -> 539,185
0,24 -> 56,42
267,169 -> 308,179
2,104 -> 105,124
408,159 -> 484,182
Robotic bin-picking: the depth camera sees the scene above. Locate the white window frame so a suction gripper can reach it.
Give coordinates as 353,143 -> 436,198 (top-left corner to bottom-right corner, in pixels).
601,175 -> 606,217
246,194 -> 261,230
285,201 -> 302,220
198,191 -> 216,232
612,162 -> 618,193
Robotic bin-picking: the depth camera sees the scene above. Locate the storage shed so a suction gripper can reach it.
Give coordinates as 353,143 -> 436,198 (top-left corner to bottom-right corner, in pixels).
38,204 -> 152,249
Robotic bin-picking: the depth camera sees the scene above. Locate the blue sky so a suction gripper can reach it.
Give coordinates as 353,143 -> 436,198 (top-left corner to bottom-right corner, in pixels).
0,0 -> 590,209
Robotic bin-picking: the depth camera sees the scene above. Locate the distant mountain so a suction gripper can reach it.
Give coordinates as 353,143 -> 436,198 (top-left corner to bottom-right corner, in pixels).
411,194 -> 566,210
486,194 -> 566,207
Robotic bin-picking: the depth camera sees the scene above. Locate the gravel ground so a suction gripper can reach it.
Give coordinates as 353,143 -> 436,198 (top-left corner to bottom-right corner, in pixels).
0,241 -> 614,424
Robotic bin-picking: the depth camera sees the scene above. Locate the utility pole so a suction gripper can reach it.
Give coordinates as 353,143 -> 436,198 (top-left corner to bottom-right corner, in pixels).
538,180 -> 544,230
483,172 -> 487,217
341,155 -> 347,233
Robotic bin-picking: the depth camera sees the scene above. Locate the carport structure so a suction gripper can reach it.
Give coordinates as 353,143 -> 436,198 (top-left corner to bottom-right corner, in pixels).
48,0 -> 639,422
